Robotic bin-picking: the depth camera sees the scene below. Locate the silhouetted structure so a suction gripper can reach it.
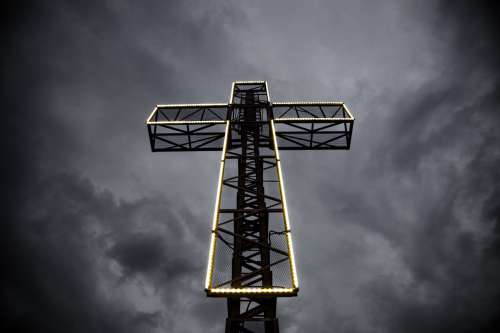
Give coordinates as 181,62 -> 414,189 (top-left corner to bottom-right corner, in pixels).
146,81 -> 354,332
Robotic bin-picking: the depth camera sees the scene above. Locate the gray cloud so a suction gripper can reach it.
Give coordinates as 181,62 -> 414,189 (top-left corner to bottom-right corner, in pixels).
3,0 -> 500,332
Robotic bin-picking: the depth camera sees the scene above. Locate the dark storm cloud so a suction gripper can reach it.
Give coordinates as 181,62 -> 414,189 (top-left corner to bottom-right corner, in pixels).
108,233 -> 168,275
3,172 -> 162,332
107,231 -> 198,281
3,0 -> 500,332
2,169 -> 211,332
339,1 -> 500,332
272,1 -> 500,332
3,2 -> 231,331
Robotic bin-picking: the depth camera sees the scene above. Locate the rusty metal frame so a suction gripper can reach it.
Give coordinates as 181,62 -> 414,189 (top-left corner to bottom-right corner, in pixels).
145,81 -> 355,332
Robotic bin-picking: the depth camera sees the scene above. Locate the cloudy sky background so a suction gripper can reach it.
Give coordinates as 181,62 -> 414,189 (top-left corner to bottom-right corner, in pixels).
3,1 -> 500,332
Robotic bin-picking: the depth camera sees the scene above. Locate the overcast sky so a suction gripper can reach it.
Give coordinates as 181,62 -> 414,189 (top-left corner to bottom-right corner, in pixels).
3,1 -> 500,332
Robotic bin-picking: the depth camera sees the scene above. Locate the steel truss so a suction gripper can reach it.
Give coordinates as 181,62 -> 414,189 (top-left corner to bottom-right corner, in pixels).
145,81 -> 354,332
224,91 -> 279,332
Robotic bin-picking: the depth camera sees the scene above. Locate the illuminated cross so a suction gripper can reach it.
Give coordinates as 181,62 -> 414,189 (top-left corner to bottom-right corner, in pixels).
145,81 -> 354,333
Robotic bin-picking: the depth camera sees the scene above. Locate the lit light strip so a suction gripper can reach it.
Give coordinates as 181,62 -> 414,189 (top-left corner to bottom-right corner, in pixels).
233,80 -> 266,84
270,120 -> 281,161
146,106 -> 158,123
286,232 -> 299,288
229,82 -> 235,104
265,81 -> 271,102
275,117 -> 353,122
220,121 -> 230,161
205,121 -> 230,290
275,160 -> 288,228
211,164 -> 225,231
273,101 -> 343,105
146,104 -> 228,124
342,103 -> 355,120
147,120 -> 226,125
205,233 -> 217,289
209,288 -> 296,294
270,120 -> 299,289
157,103 -> 228,108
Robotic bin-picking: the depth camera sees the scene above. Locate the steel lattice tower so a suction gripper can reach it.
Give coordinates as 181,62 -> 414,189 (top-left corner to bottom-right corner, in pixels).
145,81 -> 354,332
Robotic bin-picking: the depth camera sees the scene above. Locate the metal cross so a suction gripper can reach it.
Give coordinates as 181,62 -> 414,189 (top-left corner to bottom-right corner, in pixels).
145,81 -> 354,332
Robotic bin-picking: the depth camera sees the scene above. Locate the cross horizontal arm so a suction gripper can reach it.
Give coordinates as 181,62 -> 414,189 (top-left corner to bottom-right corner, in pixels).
146,104 -> 229,151
272,102 -> 354,150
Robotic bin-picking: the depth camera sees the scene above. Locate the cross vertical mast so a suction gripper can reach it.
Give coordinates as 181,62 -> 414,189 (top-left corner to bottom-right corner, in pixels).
226,88 -> 278,331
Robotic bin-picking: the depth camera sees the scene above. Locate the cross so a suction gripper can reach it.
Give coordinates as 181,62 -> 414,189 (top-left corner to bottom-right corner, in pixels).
145,81 -> 354,333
